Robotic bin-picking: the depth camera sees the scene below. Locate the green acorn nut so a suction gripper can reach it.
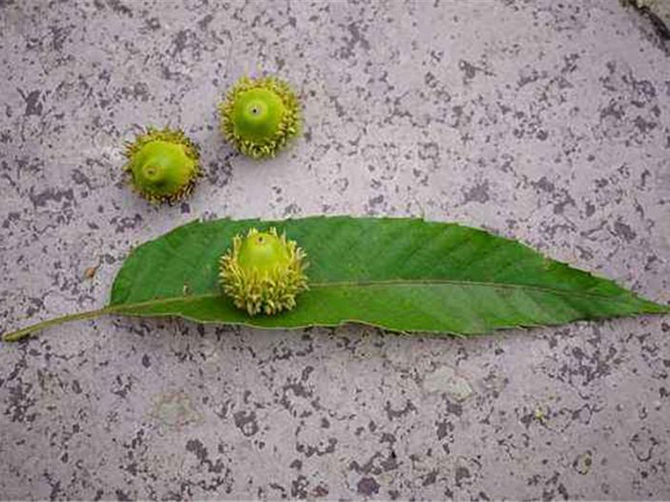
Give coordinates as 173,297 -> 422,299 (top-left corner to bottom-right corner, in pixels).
218,76 -> 301,159
123,127 -> 201,204
219,228 -> 308,316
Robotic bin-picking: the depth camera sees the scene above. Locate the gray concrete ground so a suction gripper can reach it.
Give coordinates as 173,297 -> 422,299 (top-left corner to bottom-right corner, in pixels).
1,0 -> 669,499
631,0 -> 670,33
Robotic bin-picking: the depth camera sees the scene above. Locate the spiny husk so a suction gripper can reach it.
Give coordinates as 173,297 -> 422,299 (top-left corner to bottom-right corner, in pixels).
218,76 -> 301,159
219,228 -> 309,316
123,127 -> 201,204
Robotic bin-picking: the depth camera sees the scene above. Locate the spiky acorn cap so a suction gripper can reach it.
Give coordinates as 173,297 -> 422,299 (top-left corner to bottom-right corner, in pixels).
219,228 -> 308,316
123,127 -> 201,204
218,76 -> 301,159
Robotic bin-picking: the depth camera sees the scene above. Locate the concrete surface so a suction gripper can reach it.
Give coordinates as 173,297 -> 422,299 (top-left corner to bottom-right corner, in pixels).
629,0 -> 670,34
1,0 -> 669,499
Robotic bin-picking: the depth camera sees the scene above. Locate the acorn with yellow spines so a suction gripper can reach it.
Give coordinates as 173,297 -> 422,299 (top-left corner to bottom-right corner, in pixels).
123,127 -> 201,204
218,76 -> 301,159
219,227 -> 308,316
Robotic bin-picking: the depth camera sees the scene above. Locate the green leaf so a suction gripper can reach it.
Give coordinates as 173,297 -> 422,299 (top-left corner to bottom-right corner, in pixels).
3,216 -> 667,342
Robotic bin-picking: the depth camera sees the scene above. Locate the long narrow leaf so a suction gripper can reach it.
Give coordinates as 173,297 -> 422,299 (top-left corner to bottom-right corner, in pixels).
4,216 -> 665,342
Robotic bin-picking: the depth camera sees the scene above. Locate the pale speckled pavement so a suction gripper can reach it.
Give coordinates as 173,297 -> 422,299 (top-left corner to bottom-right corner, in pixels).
1,1 -> 669,500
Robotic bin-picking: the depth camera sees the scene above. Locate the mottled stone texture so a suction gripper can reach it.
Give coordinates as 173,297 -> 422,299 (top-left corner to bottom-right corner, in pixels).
630,0 -> 670,35
1,0 -> 669,500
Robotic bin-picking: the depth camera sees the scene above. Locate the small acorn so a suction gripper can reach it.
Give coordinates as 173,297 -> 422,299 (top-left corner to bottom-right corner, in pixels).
219,227 -> 308,316
218,76 -> 301,159
123,127 -> 201,204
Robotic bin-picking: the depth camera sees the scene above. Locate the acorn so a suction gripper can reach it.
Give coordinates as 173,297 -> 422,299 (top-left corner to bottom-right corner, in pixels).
219,227 -> 308,316
123,127 -> 201,204
218,76 -> 301,159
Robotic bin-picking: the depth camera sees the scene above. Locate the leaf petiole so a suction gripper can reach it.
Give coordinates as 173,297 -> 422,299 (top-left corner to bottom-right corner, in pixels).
2,308 -> 112,342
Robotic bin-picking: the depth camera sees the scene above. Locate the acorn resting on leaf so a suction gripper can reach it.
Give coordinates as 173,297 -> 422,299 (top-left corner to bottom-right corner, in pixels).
219,228 -> 308,316
218,76 -> 301,159
123,127 -> 201,204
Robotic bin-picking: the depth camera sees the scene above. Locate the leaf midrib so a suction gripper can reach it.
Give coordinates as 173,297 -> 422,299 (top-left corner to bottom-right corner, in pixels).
112,276 -> 646,312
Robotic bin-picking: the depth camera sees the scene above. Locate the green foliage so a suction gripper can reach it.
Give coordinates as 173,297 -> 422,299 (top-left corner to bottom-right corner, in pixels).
2,217 -> 667,342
